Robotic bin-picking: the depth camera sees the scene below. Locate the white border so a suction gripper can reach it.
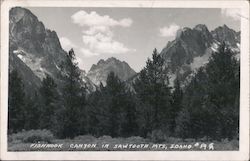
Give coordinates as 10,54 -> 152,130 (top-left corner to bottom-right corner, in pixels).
1,0 -> 249,160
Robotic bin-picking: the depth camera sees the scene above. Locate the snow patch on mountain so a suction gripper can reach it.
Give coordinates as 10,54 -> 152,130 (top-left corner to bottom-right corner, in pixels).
13,48 -> 48,79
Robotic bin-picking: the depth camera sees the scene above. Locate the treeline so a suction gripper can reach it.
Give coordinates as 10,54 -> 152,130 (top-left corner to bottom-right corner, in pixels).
8,43 -> 239,141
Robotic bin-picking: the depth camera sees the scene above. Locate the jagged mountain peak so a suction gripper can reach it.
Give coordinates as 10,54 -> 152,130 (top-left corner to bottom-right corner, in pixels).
87,57 -> 136,86
94,57 -> 118,65
211,24 -> 240,47
107,56 -> 119,61
10,7 -> 37,22
161,24 -> 214,73
212,24 -> 235,34
10,7 -> 63,56
193,24 -> 210,33
97,59 -> 105,65
159,23 -> 240,87
222,24 -> 230,29
106,57 -> 128,65
176,24 -> 210,39
91,57 -> 130,70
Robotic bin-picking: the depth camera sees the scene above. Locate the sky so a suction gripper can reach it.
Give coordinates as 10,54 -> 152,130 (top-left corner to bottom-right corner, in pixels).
27,7 -> 241,72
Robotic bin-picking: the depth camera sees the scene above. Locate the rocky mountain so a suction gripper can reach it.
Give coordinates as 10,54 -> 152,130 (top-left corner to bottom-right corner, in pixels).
87,57 -> 137,86
159,24 -> 240,86
9,7 -> 65,95
211,24 -> 240,48
9,7 -> 96,95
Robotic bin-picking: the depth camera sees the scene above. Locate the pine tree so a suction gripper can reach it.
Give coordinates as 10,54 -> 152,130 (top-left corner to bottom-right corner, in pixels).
121,92 -> 138,137
24,92 -> 41,130
87,82 -> 111,136
134,48 -> 172,136
175,108 -> 190,139
105,72 -> 125,137
170,78 -> 183,134
180,68 -> 214,139
39,74 -> 59,131
87,72 -> 139,137
8,70 -> 26,133
59,49 -> 86,138
180,42 -> 240,140
205,42 -> 239,139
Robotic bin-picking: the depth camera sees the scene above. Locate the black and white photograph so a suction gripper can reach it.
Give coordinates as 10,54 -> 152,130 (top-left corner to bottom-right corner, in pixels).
0,0 -> 249,160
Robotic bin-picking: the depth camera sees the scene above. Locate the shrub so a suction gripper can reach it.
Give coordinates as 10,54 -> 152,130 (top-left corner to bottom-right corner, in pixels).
148,130 -> 166,143
98,135 -> 112,140
184,138 -> 196,142
74,135 -> 96,142
9,129 -> 54,143
166,137 -> 183,143
126,136 -> 147,143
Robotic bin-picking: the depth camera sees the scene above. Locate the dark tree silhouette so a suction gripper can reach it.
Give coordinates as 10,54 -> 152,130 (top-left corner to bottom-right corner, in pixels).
8,70 -> 26,133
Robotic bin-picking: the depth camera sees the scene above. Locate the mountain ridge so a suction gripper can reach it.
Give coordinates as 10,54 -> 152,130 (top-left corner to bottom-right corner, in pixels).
159,23 -> 240,86
87,57 -> 137,86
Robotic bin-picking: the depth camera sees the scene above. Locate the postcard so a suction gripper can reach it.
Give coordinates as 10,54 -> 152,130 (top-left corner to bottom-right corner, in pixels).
0,0 -> 249,160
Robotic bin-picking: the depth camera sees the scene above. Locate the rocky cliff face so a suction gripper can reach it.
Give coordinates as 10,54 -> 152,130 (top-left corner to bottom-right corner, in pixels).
159,24 -> 240,86
87,57 -> 136,86
9,7 -> 96,94
211,24 -> 240,48
161,24 -> 213,72
9,7 -> 67,82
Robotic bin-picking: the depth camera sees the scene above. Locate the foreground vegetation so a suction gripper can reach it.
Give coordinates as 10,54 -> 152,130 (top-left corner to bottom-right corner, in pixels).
8,130 -> 238,151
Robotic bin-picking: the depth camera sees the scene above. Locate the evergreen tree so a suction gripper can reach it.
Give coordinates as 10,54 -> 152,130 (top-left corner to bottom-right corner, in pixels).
105,71 -> 132,137
87,82 -> 111,136
8,70 -> 26,133
180,42 -> 240,140
59,49 -> 86,138
24,92 -> 41,130
175,108 -> 190,139
205,42 -> 239,139
134,48 -> 172,136
87,72 -> 138,137
39,74 -> 59,131
121,92 -> 138,137
170,78 -> 183,134
180,68 -> 215,139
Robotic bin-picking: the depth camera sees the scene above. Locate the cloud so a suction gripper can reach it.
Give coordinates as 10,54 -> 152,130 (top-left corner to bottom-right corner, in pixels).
159,23 -> 180,38
221,8 -> 241,21
82,33 -> 134,55
80,48 -> 99,57
59,37 -> 77,52
71,10 -> 134,57
71,10 -> 132,28
83,26 -> 111,35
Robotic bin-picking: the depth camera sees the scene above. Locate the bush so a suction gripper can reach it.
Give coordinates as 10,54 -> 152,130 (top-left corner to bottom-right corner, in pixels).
98,135 -> 112,140
166,137 -> 183,143
148,130 -> 166,143
126,136 -> 146,143
9,129 -> 54,143
74,135 -> 96,142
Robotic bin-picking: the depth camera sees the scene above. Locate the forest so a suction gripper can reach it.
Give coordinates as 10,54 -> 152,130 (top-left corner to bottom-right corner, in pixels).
8,42 -> 240,143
